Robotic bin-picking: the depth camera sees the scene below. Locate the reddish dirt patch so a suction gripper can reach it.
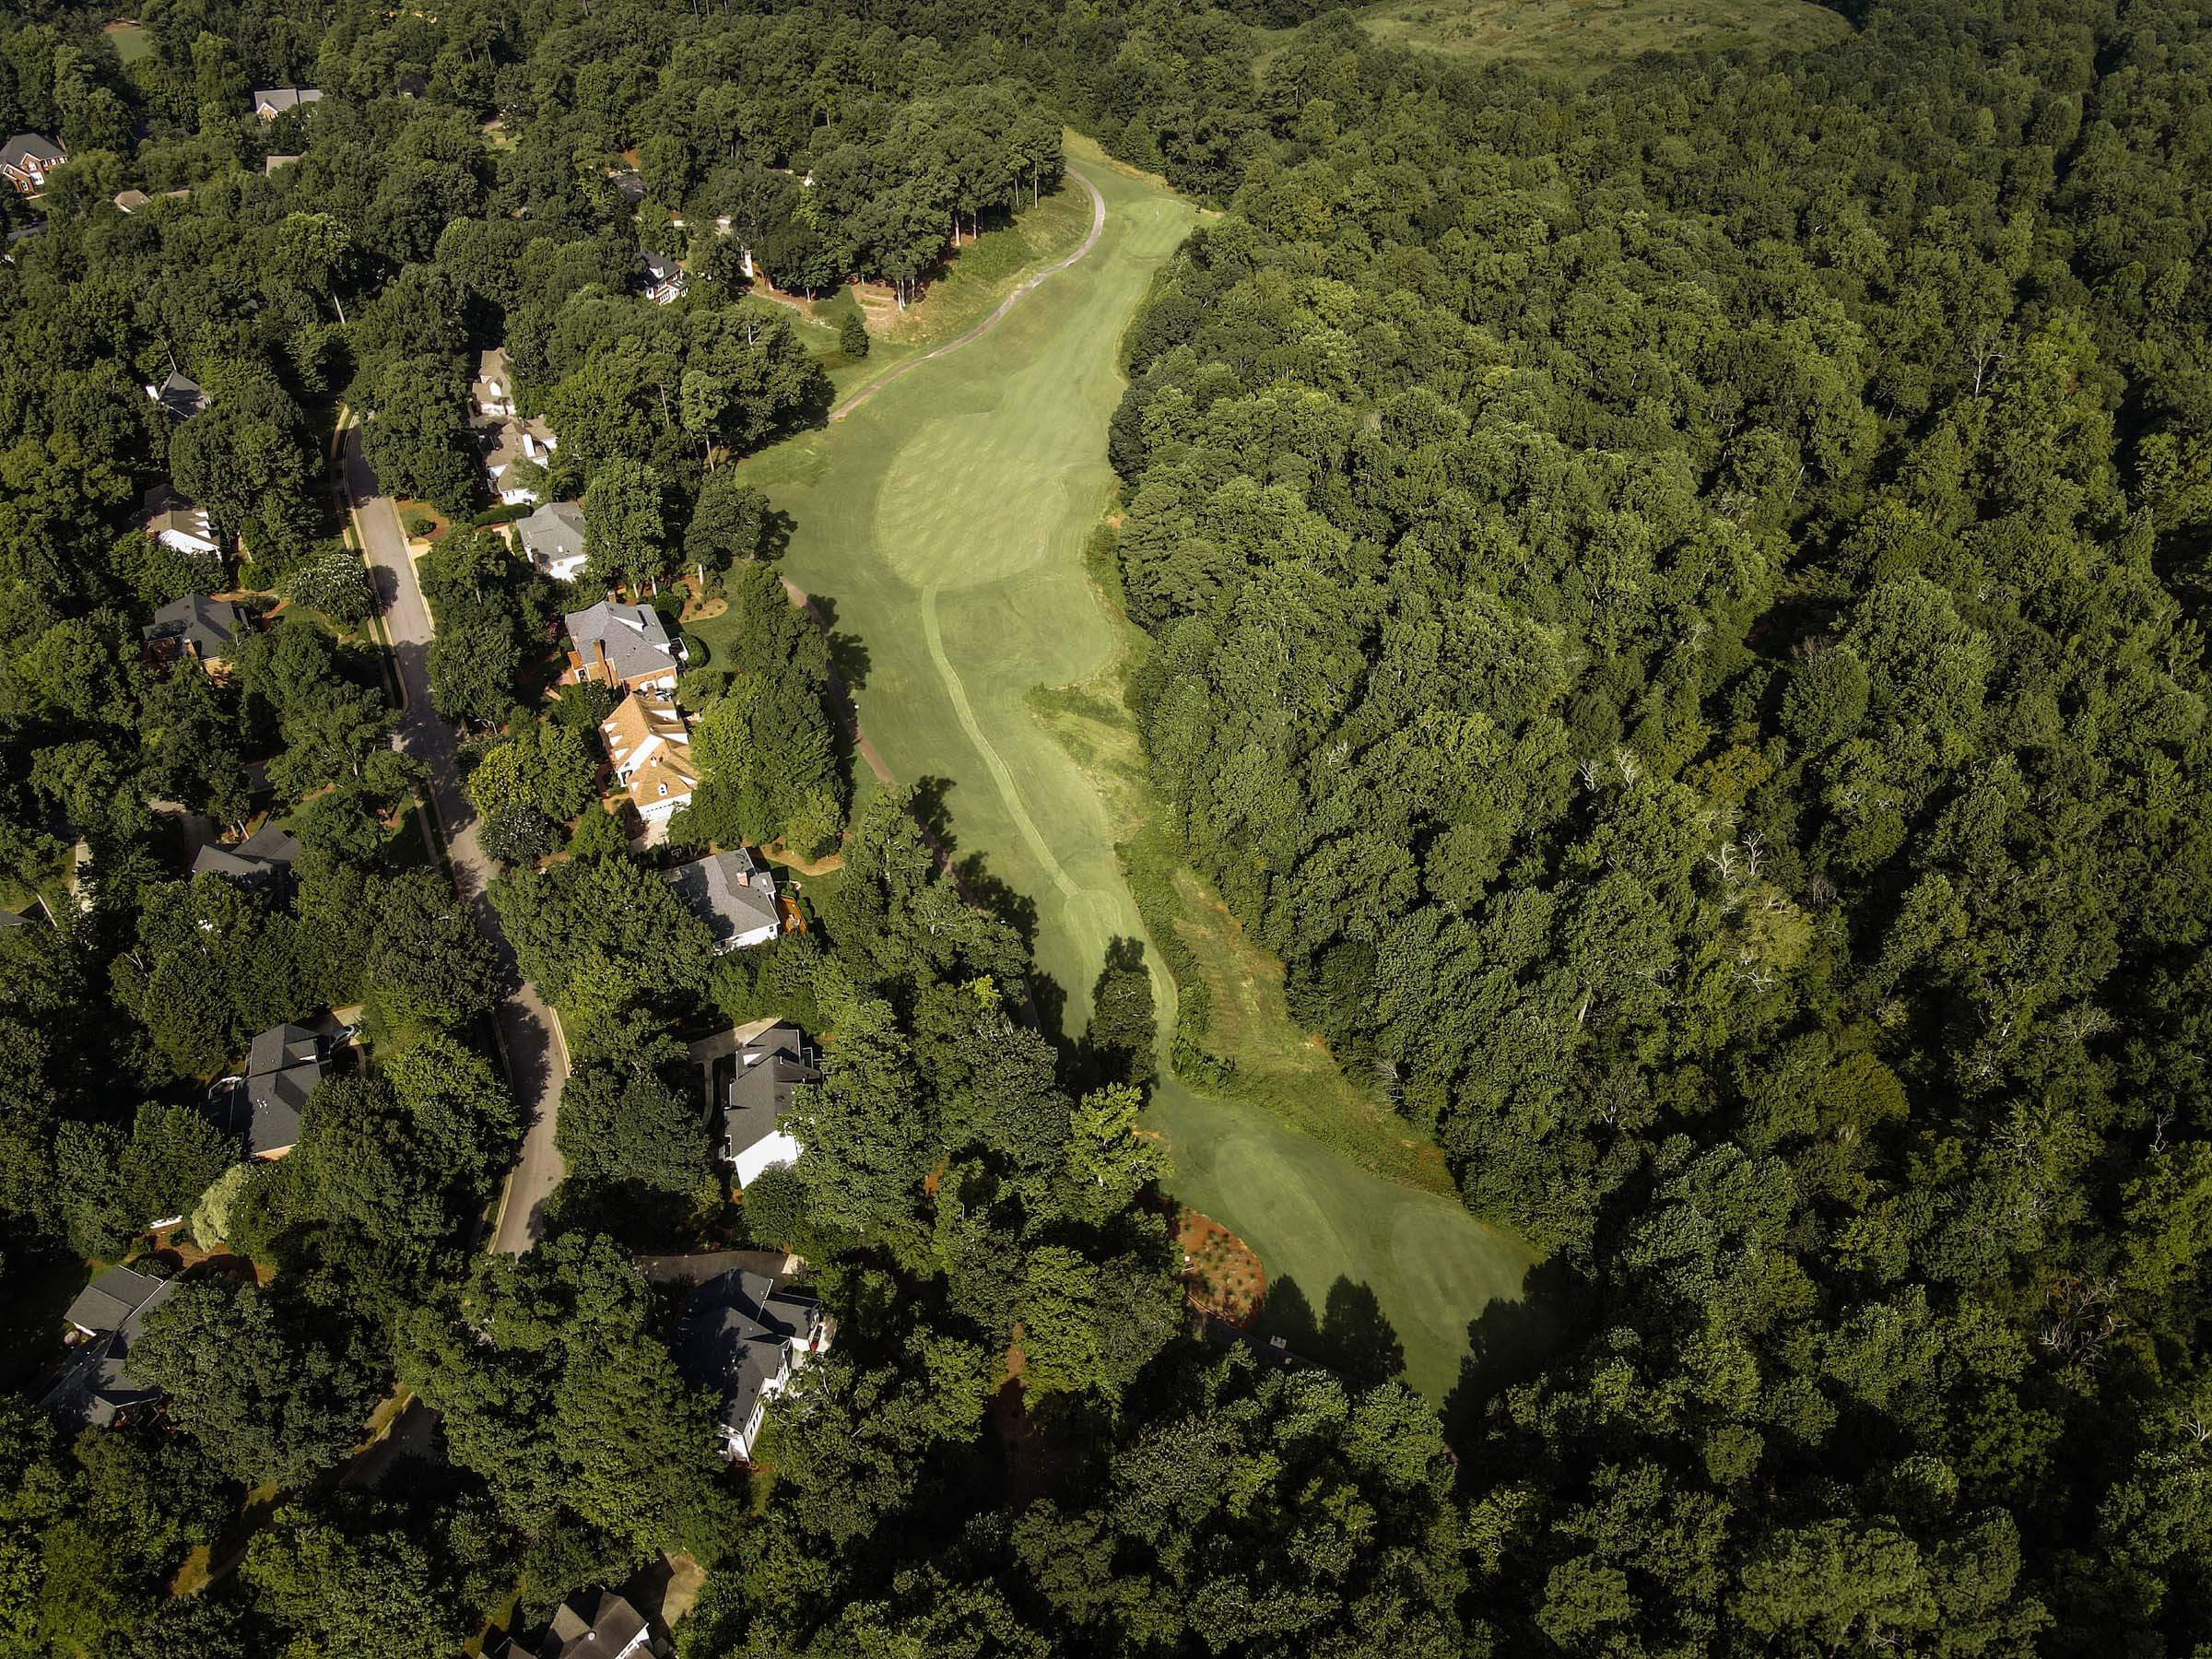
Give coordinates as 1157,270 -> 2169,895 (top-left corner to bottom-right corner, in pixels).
1176,1207 -> 1265,1329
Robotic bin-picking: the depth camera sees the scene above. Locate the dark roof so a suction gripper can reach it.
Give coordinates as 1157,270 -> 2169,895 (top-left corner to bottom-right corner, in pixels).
144,592 -> 241,657
721,1024 -> 819,1164
212,1022 -> 324,1155
395,72 -> 429,98
2,132 -> 63,168
150,371 -> 209,419
497,1588 -> 655,1659
610,171 -> 646,204
673,1270 -> 821,1441
63,1265 -> 170,1335
43,1266 -> 178,1429
640,251 -> 681,284
665,850 -> 778,950
190,821 -> 300,887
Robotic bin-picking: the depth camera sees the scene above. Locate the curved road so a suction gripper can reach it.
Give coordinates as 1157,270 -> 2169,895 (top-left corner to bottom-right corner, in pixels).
830,168 -> 1107,422
341,425 -> 568,1254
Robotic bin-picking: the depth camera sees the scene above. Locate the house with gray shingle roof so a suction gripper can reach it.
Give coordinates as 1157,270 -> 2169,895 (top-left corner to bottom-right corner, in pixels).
517,500 -> 586,582
251,88 -> 323,119
673,1269 -> 828,1463
190,821 -> 300,889
144,593 -> 245,665
564,599 -> 681,691
494,1588 -> 664,1659
146,371 -> 209,420
715,1020 -> 818,1188
1,132 -> 64,194
665,849 -> 780,954
214,1021 -> 327,1158
41,1265 -> 178,1429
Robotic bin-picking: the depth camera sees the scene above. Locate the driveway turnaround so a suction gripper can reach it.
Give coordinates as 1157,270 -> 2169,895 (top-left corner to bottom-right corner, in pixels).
342,424 -> 569,1253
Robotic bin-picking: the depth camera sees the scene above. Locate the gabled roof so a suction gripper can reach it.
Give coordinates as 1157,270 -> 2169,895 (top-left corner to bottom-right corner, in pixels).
476,414 -> 555,473
2,133 -> 64,168
145,593 -> 242,658
43,1265 -> 178,1429
518,500 -> 586,572
191,820 -> 300,886
624,746 -> 698,813
674,1270 -> 822,1441
251,88 -> 323,114
497,1587 -> 654,1659
147,497 -> 218,548
64,1265 -> 171,1336
721,1023 -> 820,1164
149,371 -> 209,419
640,251 -> 681,284
216,1021 -> 325,1155
601,694 -> 688,770
114,188 -> 151,213
665,850 -> 779,950
566,600 -> 677,683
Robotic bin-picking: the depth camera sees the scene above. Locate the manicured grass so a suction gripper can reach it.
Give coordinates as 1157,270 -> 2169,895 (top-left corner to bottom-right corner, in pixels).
736,177 -> 1096,404
1149,1083 -> 1539,1401
739,131 -> 1536,1403
103,20 -> 154,64
1347,0 -> 1851,79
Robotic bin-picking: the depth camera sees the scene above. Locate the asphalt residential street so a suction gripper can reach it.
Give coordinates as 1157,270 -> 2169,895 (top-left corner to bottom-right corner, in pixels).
342,421 -> 569,1253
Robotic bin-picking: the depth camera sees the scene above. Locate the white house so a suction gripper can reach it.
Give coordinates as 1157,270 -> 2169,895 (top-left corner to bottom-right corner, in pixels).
640,251 -> 687,304
477,415 -> 556,505
673,1269 -> 828,1463
665,849 -> 781,955
514,499 -> 586,582
720,1020 -> 817,1188
146,493 -> 221,560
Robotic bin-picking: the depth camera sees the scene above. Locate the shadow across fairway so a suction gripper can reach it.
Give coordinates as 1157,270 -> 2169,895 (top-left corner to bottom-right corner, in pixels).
1253,1275 -> 1409,1393
1440,1253 -> 1590,1456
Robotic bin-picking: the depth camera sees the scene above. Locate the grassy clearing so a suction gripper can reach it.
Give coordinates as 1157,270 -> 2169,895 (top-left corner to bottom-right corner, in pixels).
1347,0 -> 1851,79
103,19 -> 153,64
740,131 -> 1534,1402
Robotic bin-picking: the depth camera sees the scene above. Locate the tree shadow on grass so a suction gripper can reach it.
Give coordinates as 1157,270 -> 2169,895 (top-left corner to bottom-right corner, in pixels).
1251,1275 -> 1408,1392
1440,1252 -> 1591,1459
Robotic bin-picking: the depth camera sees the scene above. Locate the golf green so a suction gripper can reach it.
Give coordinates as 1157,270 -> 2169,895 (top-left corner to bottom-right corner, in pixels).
740,134 -> 1538,1401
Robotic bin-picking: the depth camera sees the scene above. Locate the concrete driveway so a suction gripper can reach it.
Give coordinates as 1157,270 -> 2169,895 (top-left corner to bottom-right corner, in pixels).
341,423 -> 568,1253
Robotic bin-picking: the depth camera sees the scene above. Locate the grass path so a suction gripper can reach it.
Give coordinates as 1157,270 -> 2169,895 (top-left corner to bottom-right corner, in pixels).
738,134 -> 1537,1401
832,170 -> 1108,422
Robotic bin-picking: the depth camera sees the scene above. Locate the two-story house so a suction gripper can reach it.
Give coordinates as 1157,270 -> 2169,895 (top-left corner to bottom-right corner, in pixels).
515,500 -> 587,582
1,132 -> 64,194
674,1269 -> 829,1463
477,415 -> 557,505
710,1018 -> 818,1189
665,849 -> 782,956
563,600 -> 683,693
600,694 -> 698,826
640,251 -> 687,304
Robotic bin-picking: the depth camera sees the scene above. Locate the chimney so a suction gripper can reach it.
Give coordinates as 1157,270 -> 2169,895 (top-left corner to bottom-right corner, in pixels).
594,638 -> 610,683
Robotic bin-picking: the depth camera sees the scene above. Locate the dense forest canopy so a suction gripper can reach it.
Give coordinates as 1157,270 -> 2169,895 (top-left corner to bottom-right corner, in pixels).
0,0 -> 2206,1653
